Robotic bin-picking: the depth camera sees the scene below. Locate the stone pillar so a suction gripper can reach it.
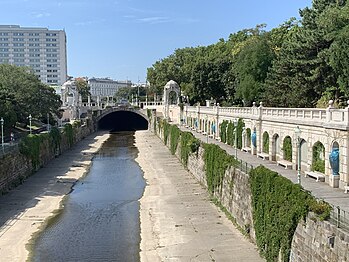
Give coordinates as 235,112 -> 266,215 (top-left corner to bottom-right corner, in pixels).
216,104 -> 220,140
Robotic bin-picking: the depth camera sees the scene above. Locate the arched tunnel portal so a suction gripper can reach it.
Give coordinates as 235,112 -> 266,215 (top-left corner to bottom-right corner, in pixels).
97,111 -> 148,132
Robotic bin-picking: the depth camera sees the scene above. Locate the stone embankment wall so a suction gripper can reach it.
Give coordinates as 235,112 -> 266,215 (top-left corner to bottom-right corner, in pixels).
0,122 -> 94,194
290,215 -> 349,262
154,118 -> 349,262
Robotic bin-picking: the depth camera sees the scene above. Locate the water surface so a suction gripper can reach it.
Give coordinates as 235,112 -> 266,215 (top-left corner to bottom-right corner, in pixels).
33,132 -> 145,262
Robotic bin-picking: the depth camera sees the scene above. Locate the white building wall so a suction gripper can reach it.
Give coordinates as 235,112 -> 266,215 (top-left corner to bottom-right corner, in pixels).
0,25 -> 67,86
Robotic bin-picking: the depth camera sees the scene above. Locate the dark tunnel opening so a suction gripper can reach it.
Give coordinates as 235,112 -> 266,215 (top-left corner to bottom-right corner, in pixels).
98,111 -> 148,132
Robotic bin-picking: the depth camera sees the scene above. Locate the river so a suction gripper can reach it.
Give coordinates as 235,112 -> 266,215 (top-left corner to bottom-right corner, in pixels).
32,132 -> 146,261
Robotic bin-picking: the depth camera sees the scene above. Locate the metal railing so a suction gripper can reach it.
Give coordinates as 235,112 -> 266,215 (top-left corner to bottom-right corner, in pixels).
0,143 -> 19,157
328,204 -> 349,233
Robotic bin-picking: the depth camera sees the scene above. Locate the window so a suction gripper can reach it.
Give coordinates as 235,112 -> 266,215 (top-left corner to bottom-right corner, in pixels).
0,48 -> 9,52
29,43 -> 40,47
46,43 -> 57,47
29,33 -> 40,36
46,59 -> 57,62
29,48 -> 40,52
46,33 -> 57,36
14,53 -> 25,57
13,48 -> 24,52
29,38 -> 40,42
29,53 -> 40,57
46,48 -> 58,52
14,58 -> 25,62
0,54 -> 9,57
46,53 -> 57,57
0,43 -> 8,46
13,32 -> 24,36
29,59 -> 40,62
46,38 -> 57,42
0,38 -> 9,41
13,38 -> 24,41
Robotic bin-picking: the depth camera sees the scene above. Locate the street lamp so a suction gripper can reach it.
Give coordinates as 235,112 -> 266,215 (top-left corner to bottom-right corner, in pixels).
234,120 -> 238,159
29,114 -> 32,134
294,126 -> 302,185
1,117 -> 4,147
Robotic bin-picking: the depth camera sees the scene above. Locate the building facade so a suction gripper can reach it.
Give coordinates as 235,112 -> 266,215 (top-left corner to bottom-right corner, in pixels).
88,77 -> 132,98
0,25 -> 67,86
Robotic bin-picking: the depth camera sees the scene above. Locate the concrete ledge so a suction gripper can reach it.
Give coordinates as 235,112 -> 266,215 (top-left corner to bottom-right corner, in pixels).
305,171 -> 325,182
276,160 -> 292,169
242,147 -> 251,153
257,152 -> 269,160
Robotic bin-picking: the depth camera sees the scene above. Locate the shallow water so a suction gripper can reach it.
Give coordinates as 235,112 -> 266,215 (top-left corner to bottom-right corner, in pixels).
32,132 -> 145,262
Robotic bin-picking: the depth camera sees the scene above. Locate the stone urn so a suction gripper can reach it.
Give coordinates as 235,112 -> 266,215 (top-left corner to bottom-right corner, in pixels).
329,148 -> 339,176
251,131 -> 257,148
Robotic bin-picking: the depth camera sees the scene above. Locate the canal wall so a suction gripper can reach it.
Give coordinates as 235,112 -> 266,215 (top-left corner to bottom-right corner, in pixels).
152,116 -> 349,262
0,121 -> 94,194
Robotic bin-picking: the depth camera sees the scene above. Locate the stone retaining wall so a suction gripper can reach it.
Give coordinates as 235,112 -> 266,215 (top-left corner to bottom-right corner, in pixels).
155,118 -> 349,261
0,123 -> 94,194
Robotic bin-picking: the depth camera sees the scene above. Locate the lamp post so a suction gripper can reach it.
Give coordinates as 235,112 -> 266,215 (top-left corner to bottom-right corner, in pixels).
294,126 -> 302,185
234,120 -> 238,159
1,117 -> 4,147
29,114 -> 32,134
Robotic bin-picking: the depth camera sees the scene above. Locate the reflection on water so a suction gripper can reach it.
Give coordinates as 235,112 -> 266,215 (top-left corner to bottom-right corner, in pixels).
32,132 -> 145,262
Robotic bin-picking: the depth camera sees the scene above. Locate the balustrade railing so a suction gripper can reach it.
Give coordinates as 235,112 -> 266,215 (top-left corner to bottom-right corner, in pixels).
183,103 -> 349,129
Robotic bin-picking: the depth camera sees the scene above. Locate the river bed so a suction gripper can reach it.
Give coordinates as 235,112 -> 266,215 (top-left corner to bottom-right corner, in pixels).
32,132 -> 145,261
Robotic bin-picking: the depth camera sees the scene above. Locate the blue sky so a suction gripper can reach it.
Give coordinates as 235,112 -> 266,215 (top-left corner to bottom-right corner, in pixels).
1,0 -> 312,83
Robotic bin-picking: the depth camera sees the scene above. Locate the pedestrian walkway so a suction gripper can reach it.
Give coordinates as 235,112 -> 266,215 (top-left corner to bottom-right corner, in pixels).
179,126 -> 349,212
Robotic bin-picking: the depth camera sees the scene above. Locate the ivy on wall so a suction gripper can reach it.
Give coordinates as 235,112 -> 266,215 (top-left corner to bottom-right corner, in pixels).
263,132 -> 269,153
169,124 -> 180,155
220,120 -> 228,143
226,121 -> 234,145
180,131 -> 200,167
312,142 -> 325,173
203,143 -> 237,194
283,136 -> 292,161
64,123 -> 74,147
19,134 -> 47,169
250,166 -> 331,262
49,127 -> 61,155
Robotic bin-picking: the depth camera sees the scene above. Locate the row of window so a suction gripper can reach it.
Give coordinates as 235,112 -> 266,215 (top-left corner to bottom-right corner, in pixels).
0,32 -> 58,36
0,43 -> 57,47
1,48 -> 58,52
0,38 -> 58,42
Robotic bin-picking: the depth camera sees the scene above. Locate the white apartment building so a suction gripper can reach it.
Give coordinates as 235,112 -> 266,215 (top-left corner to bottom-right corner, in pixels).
0,25 -> 67,86
88,77 -> 132,98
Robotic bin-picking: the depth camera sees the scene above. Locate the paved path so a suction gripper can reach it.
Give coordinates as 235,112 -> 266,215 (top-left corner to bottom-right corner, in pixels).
136,131 -> 263,262
180,126 -> 349,212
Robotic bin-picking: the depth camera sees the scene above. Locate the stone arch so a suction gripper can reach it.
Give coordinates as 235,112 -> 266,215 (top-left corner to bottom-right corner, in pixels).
283,136 -> 292,161
244,128 -> 251,148
163,80 -> 180,120
262,131 -> 269,153
271,133 -> 280,161
300,139 -> 308,169
311,141 -> 324,173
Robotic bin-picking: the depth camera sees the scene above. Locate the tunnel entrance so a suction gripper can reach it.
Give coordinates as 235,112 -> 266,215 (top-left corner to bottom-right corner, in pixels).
98,111 -> 148,131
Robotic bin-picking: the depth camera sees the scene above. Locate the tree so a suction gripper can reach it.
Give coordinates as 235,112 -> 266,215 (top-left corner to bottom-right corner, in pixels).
75,77 -> 90,101
0,64 -> 62,126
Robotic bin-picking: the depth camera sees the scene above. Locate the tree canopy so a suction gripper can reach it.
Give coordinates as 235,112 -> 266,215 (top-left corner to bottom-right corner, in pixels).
0,64 -> 62,129
147,0 -> 349,108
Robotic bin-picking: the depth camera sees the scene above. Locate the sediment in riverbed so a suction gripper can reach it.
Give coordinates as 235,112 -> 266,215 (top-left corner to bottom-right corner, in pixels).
0,132 -> 110,262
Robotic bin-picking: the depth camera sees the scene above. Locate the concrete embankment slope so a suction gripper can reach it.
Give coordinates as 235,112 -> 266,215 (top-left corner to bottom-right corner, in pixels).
0,132 -> 109,262
136,130 -> 263,262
